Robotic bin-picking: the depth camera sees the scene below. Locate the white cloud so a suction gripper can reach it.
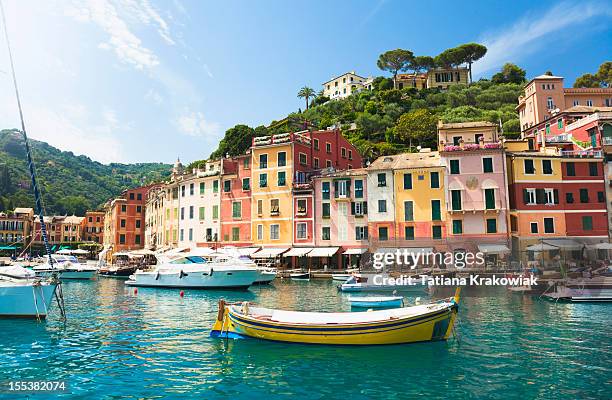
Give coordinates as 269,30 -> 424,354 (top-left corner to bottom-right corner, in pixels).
175,110 -> 221,138
474,1 -> 612,76
145,88 -> 164,105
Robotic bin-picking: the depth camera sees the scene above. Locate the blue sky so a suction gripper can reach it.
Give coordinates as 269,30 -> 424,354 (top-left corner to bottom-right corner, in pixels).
0,0 -> 610,164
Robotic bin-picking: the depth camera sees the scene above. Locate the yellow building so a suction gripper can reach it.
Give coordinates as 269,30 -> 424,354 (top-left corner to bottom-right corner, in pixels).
392,152 -> 447,248
427,67 -> 469,89
250,134 -> 298,247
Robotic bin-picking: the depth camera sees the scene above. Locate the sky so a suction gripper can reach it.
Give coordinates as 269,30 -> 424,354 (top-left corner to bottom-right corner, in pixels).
0,0 -> 610,164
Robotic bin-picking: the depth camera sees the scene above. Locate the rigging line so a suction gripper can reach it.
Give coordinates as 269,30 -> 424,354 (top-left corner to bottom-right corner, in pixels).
0,0 -> 53,267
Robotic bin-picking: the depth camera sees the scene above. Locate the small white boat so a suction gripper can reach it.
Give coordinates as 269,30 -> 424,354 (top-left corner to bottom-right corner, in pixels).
33,255 -> 97,280
290,271 -> 310,281
255,267 -> 277,284
543,276 -> 612,302
332,269 -> 359,281
125,253 -> 258,289
0,265 -> 57,318
348,296 -> 403,308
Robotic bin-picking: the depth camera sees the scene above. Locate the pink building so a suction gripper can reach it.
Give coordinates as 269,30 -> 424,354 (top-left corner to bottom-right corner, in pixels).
313,168 -> 368,268
220,154 -> 252,246
439,122 -> 511,256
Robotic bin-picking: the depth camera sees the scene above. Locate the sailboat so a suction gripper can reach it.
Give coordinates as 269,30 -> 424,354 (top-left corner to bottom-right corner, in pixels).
0,3 -> 65,319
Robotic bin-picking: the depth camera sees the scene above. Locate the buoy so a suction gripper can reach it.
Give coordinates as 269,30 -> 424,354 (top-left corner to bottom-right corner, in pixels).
180,290 -> 184,298
134,288 -> 138,294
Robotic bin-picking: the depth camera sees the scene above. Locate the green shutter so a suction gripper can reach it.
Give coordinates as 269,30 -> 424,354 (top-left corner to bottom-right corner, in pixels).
582,216 -> 593,231
485,189 -> 495,209
403,173 -> 412,189
430,172 -> 439,188
451,191 -> 462,211
432,200 -> 441,221
450,160 -> 460,174
432,225 -> 442,239
405,226 -> 414,240
486,218 -> 497,233
483,158 -> 493,173
452,220 -> 463,234
404,201 -> 414,221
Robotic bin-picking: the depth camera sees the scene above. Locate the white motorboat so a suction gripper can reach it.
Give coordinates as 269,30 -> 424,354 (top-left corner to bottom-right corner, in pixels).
0,265 -> 57,318
125,253 -> 259,289
33,255 -> 97,280
543,276 -> 612,302
255,266 -> 278,284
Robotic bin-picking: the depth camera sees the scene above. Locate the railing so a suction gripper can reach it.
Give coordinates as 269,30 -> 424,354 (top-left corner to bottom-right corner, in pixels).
252,132 -> 312,147
442,142 -> 502,152
602,137 -> 612,146
560,149 -> 603,158
447,200 -> 504,213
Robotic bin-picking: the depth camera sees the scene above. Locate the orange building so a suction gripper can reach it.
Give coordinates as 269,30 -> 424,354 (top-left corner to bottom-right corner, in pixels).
83,211 -> 104,243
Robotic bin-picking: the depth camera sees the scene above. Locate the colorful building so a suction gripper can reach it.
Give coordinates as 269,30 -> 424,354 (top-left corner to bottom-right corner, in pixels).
322,71 -> 368,100
438,122 -> 510,255
366,155 -> 398,249
426,67 -> 469,89
0,207 -> 33,252
220,154 -> 252,246
83,211 -> 104,243
517,74 -> 612,132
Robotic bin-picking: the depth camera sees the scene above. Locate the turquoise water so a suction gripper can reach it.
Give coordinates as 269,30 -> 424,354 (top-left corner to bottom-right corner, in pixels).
0,278 -> 610,400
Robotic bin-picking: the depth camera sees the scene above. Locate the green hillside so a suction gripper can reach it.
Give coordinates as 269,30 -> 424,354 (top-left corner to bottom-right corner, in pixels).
0,129 -> 170,215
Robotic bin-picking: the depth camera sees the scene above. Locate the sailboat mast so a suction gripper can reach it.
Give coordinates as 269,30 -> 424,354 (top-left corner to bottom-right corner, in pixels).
0,2 -> 54,266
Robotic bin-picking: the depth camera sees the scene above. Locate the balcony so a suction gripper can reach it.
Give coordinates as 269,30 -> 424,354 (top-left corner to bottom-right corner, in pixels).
252,131 -> 311,147
560,149 -> 602,158
442,142 -> 503,152
447,200 -> 503,214
602,137 -> 612,146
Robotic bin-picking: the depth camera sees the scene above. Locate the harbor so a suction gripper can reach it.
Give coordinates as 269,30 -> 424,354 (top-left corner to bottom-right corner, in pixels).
0,278 -> 610,399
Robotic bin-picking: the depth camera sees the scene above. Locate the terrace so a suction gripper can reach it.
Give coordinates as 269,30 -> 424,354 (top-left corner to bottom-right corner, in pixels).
252,131 -> 311,147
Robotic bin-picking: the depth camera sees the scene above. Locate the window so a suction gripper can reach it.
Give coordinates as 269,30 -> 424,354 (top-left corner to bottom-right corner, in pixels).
348,150 -> 353,160
450,160 -> 460,174
296,223 -> 307,239
431,200 -> 441,221
377,173 -> 387,187
404,226 -> 415,240
278,151 -> 286,167
200,182 -> 205,194
378,227 -> 389,241
213,180 -> 219,193
199,207 -> 205,220
544,218 -> 554,233
566,193 -> 574,204
580,189 -> 589,203
335,180 -> 349,197
355,226 -> 368,240
403,173 -> 412,189
212,205 -> 219,220
430,172 -> 440,188
257,200 -> 263,216
530,222 -> 538,234
354,180 -> 363,198
259,154 -> 268,169
341,147 -> 347,158
242,178 -> 250,191
322,182 -> 330,199
189,206 -> 194,219
326,142 -> 332,153
573,100 -> 579,106
544,189 -> 556,205
187,229 -> 193,242
136,205 -> 142,213
353,201 -> 365,216
582,216 -> 593,231
299,153 -> 307,165
598,191 -> 605,202
452,136 -> 461,146
232,202 -> 241,218
224,180 -> 231,192
322,226 -> 331,240
432,226 -> 442,239
129,193 -> 135,200
486,218 -> 497,234
257,224 -> 263,240
119,234 -> 125,244
524,159 -> 535,174
314,138 -> 319,150
264,199 -> 279,218
180,229 -> 184,241
404,201 -> 414,221
232,227 -> 240,241
180,207 -> 185,220
259,173 -> 268,188
270,224 -> 280,240
121,205 -> 126,213
545,124 -> 550,134
542,160 -> 553,175
378,199 -> 387,213
322,203 -> 330,218
243,158 -> 250,169
557,119 -> 563,129
589,162 -> 598,177
297,199 -> 307,214
189,183 -> 194,195
452,220 -> 463,234
485,189 -> 496,209
137,193 -> 142,200
314,158 -> 319,168
451,190 -> 462,211
547,97 -> 553,109
277,171 -> 286,186
566,162 -> 575,176
181,186 -> 185,197
478,157 -> 493,174
586,99 -> 593,107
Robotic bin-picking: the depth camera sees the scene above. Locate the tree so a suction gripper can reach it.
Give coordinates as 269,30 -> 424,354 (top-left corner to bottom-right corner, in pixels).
574,61 -> 612,88
596,61 -> 611,87
377,49 -> 414,89
573,73 -> 600,88
394,109 -> 438,149
435,47 -> 464,69
456,43 -> 487,83
210,124 -> 268,159
491,63 -> 526,84
372,76 -> 394,91
410,56 -> 435,86
297,87 -> 316,110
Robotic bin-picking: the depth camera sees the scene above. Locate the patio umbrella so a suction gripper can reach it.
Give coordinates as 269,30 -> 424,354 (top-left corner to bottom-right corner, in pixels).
525,243 -> 557,251
589,242 -> 612,250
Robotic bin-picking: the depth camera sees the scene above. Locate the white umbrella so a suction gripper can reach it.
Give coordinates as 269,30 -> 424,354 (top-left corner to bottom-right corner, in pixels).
589,242 -> 612,250
71,249 -> 89,255
525,243 -> 557,251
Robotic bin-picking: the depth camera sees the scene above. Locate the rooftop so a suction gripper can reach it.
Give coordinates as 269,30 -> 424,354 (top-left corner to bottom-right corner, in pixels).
438,121 -> 497,130
368,151 -> 442,171
322,71 -> 366,85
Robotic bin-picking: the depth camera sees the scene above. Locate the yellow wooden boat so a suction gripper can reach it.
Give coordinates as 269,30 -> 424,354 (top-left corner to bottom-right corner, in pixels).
210,288 -> 461,345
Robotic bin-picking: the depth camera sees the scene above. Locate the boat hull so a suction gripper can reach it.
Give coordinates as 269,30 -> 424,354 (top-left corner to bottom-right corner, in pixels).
255,271 -> 277,284
543,287 -> 612,302
125,269 -> 258,289
35,269 -> 96,280
0,282 -> 57,318
339,283 -> 427,293
349,297 -> 403,308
